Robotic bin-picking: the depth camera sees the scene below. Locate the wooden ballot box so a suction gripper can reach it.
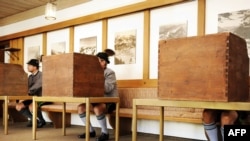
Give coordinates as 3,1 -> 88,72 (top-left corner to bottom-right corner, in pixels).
158,32 -> 249,102
42,53 -> 104,97
0,63 -> 28,96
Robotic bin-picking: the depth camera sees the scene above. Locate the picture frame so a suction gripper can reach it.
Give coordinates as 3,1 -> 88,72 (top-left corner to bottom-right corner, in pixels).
47,28 -> 70,56
149,0 -> 198,79
206,0 -> 250,54
107,12 -> 144,80
206,0 -> 250,74
74,21 -> 103,55
23,34 -> 43,73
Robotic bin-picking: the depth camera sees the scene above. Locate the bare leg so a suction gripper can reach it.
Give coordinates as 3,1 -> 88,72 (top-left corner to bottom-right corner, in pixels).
220,111 -> 238,141
77,104 -> 95,138
202,109 -> 219,141
94,103 -> 109,141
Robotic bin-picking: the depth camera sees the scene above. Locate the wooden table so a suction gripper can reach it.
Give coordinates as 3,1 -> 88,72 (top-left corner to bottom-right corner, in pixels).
32,96 -> 120,141
0,96 -> 32,135
132,99 -> 250,141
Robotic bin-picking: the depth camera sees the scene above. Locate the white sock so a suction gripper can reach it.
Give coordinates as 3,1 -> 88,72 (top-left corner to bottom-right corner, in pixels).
79,113 -> 94,132
97,114 -> 108,134
204,122 -> 218,141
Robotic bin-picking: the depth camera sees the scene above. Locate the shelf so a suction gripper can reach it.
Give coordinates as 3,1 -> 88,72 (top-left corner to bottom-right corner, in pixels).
2,47 -> 20,52
2,47 -> 20,60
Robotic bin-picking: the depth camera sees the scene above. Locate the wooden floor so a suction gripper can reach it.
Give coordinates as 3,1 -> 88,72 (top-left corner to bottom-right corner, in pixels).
0,121 -> 205,141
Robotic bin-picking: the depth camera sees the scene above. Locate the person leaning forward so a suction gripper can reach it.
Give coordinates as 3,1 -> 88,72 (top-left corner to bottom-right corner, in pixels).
77,49 -> 118,141
15,59 -> 46,128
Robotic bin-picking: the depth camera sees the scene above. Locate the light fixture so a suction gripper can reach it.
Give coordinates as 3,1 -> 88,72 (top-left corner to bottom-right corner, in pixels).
45,1 -> 57,20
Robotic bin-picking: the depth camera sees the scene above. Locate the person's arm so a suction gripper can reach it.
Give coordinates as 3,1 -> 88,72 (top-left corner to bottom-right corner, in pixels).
104,71 -> 116,94
28,74 -> 42,96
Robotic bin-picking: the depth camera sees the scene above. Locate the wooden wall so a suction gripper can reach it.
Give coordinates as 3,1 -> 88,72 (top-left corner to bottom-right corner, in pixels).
9,38 -> 24,65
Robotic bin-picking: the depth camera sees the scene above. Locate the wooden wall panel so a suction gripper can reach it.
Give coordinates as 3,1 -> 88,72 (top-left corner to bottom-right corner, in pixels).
143,10 -> 150,79
42,33 -> 47,56
0,50 -> 4,62
69,27 -> 74,53
9,38 -> 24,66
197,0 -> 205,35
102,19 -> 108,51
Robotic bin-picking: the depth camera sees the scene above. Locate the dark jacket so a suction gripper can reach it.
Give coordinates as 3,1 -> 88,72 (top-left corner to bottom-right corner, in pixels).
28,71 -> 42,96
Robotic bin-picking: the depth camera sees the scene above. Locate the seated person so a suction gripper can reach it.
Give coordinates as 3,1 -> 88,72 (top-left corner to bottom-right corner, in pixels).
202,109 -> 247,141
16,59 -> 46,128
77,49 -> 118,141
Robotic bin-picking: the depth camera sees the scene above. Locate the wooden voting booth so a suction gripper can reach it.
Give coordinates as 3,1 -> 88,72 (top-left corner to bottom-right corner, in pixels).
0,63 -> 28,96
0,63 -> 29,134
132,32 -> 250,141
158,32 -> 249,102
42,53 -> 104,97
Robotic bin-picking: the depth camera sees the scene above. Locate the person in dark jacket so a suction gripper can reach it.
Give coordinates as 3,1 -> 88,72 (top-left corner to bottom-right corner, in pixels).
15,59 -> 46,128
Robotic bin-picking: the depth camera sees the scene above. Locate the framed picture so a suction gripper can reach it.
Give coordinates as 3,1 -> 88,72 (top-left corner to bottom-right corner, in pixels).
149,0 -> 198,79
206,0 -> 250,74
47,28 -> 70,56
24,34 -> 43,73
107,12 -> 144,80
74,21 -> 103,55
206,0 -> 250,54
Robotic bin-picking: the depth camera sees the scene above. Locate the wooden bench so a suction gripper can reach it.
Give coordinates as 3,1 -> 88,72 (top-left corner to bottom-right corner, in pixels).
40,88 -> 203,135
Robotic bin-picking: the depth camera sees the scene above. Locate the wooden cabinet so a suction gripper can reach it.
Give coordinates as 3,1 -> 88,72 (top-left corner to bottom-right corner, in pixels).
0,63 -> 28,96
42,53 -> 104,97
158,32 -> 249,102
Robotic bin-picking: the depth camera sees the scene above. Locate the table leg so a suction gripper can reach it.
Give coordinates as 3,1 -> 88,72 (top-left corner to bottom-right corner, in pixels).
85,98 -> 90,141
62,102 -> 66,136
2,102 -> 4,126
132,99 -> 137,141
4,96 -> 8,135
32,99 -> 38,140
159,106 -> 164,141
115,102 -> 120,141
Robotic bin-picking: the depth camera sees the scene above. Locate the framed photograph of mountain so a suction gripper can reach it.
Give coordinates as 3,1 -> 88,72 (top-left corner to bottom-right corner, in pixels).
74,21 -> 102,55
114,29 -> 137,65
149,0 -> 198,79
218,9 -> 250,56
206,0 -> 250,74
108,12 -> 144,80
47,28 -> 70,56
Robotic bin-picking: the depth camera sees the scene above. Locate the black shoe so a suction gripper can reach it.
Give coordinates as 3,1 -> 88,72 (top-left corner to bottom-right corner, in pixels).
96,133 -> 109,141
78,131 -> 96,139
26,120 -> 32,127
37,120 -> 46,128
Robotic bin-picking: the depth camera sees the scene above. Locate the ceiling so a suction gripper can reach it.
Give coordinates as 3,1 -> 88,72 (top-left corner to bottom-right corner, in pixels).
0,0 -> 49,19
0,0 -> 90,22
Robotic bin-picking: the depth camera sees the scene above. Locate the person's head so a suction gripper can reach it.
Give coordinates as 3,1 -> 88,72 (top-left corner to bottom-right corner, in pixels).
96,49 -> 115,69
96,52 -> 109,69
27,59 -> 39,73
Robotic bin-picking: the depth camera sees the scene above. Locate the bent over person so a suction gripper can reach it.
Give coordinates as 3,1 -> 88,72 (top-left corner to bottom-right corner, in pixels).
78,49 -> 118,141
15,59 -> 46,128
